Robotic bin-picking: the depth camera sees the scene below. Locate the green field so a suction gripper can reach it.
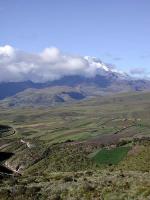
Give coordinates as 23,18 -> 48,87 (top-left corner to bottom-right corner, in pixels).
92,146 -> 131,165
0,91 -> 150,199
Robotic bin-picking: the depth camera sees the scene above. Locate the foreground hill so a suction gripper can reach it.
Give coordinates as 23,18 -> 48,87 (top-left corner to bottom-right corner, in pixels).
0,92 -> 150,199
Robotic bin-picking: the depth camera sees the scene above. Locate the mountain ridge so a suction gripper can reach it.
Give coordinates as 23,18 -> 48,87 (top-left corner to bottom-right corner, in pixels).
1,58 -> 150,106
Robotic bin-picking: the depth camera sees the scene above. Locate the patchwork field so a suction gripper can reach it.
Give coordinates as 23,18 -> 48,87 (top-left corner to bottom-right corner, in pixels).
0,91 -> 150,199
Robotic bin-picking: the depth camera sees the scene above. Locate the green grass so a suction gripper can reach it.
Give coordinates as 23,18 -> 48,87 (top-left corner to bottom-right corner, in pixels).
92,146 -> 131,165
118,144 -> 150,171
1,91 -> 150,199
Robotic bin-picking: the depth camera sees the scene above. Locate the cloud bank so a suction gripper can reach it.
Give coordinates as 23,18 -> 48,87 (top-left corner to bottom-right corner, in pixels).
0,45 -> 114,83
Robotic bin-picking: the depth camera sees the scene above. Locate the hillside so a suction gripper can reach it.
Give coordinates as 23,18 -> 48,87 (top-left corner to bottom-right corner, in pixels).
1,75 -> 150,108
0,86 -> 86,108
0,72 -> 150,103
0,91 -> 150,199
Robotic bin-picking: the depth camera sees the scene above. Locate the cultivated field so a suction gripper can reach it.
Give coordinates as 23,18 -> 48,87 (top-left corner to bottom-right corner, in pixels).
0,91 -> 150,199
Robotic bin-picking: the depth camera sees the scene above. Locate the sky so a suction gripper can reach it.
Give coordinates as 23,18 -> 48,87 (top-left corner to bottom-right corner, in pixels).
0,0 -> 150,81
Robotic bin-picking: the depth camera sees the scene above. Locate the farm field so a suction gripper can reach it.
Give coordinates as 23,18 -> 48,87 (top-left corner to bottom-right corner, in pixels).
0,91 -> 150,199
91,146 -> 131,165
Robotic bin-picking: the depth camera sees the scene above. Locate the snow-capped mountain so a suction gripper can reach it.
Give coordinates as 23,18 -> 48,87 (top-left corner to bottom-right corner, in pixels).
84,56 -> 129,79
84,56 -> 111,72
0,56 -> 150,106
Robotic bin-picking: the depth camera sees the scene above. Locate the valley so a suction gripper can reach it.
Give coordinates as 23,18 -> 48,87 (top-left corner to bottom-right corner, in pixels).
0,91 -> 150,199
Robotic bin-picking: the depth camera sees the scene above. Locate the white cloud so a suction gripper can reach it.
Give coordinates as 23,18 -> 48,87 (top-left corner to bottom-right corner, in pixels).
0,45 -> 15,62
0,45 -> 117,83
40,47 -> 60,62
0,45 -> 14,56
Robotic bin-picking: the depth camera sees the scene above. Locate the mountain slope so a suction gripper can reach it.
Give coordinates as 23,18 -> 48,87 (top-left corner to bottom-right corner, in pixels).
0,81 -> 50,100
0,57 -> 150,104
1,75 -> 150,108
1,86 -> 86,107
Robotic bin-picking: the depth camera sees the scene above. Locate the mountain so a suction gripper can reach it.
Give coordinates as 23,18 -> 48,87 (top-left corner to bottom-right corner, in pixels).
0,57 -> 150,107
0,86 -> 86,107
0,81 -> 50,100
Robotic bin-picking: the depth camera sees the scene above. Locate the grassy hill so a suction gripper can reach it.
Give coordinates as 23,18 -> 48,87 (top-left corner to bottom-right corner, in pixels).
0,91 -> 150,199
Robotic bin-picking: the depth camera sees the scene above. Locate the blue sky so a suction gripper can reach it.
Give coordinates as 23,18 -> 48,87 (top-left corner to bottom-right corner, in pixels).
0,0 -> 150,75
